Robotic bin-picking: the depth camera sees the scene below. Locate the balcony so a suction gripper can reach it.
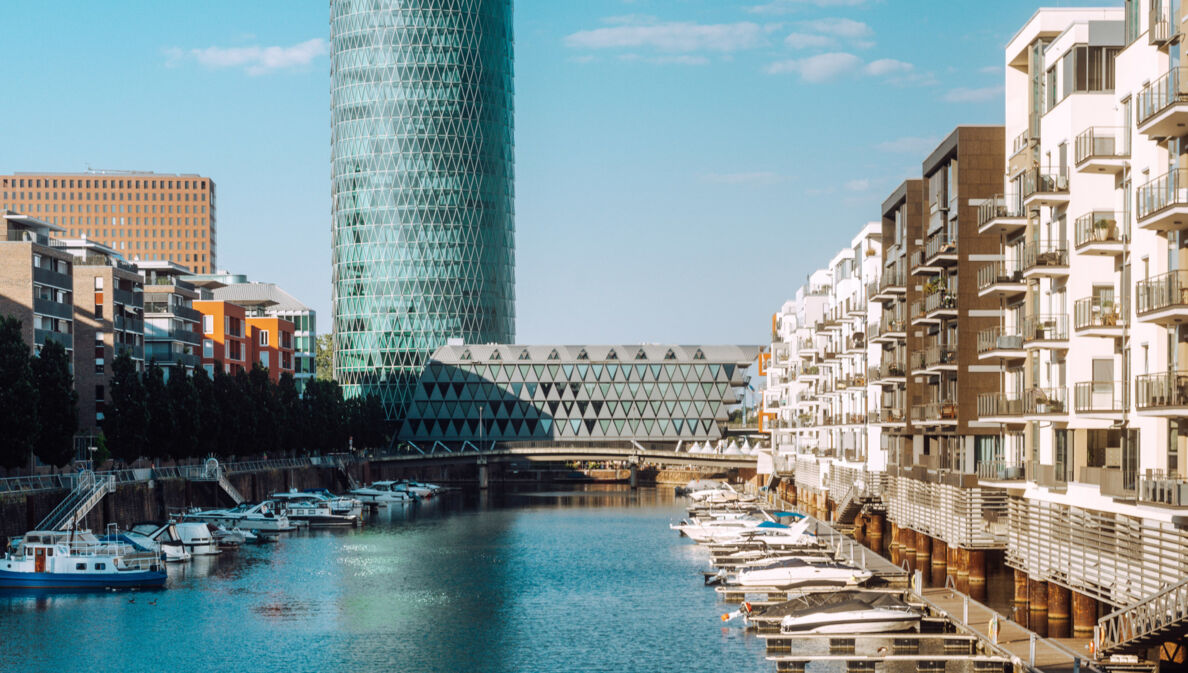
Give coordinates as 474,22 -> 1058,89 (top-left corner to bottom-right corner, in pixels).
1136,370 -> 1188,416
1073,211 -> 1127,256
113,315 -> 146,335
32,265 -> 72,291
873,311 -> 906,343
869,408 -> 906,426
1074,380 -> 1128,420
869,361 -> 906,384
1024,387 -> 1068,418
145,327 -> 201,347
844,334 -> 865,354
1079,467 -> 1135,499
1150,0 -> 1177,46
34,329 -> 73,351
1138,474 -> 1188,507
1136,67 -> 1188,139
1021,314 -> 1069,349
1073,296 -> 1125,337
922,229 -> 958,267
977,193 -> 1027,235
1074,127 -> 1129,174
977,392 -> 1025,423
873,266 -> 906,302
801,365 -> 822,379
977,260 -> 1026,298
977,326 -> 1025,361
1136,168 -> 1188,231
977,459 -> 1026,482
910,248 -> 939,277
922,344 -> 958,372
32,297 -> 73,321
922,285 -> 958,321
1021,167 -> 1070,208
1136,270 -> 1188,325
144,301 -> 203,323
1020,241 -> 1068,278
919,401 -> 958,426
146,351 -> 202,368
112,288 -> 143,309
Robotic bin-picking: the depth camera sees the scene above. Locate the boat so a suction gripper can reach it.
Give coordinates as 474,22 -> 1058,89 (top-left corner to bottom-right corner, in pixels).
301,488 -> 368,518
776,591 -> 921,634
101,524 -> 191,564
735,557 -> 873,588
271,490 -> 362,527
182,500 -> 298,532
0,530 -> 166,590
173,521 -> 221,556
209,525 -> 246,547
348,481 -> 418,506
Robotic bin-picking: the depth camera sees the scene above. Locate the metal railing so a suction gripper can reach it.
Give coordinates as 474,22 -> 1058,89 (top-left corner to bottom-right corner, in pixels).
34,472 -> 115,530
1074,211 -> 1127,249
977,259 -> 1023,290
1074,127 -> 1129,165
32,265 -> 72,290
1074,296 -> 1124,330
1136,167 -> 1188,221
1137,269 -> 1188,315
1074,381 -> 1128,414
34,329 -> 73,350
879,266 -> 905,292
1021,314 -> 1069,342
1021,240 -> 1068,271
923,289 -> 957,314
976,459 -> 1026,481
1137,67 -> 1188,126
977,326 -> 1024,354
924,229 -> 957,262
879,309 -> 906,336
143,301 -> 203,322
923,344 -> 958,368
869,408 -> 906,424
1021,166 -> 1068,200
33,297 -> 73,321
1024,387 -> 1068,415
1136,370 -> 1188,410
1098,577 -> 1188,655
977,192 -> 1025,229
977,392 -> 1024,418
922,401 -> 959,421
1150,0 -> 1176,44
887,475 -> 1009,548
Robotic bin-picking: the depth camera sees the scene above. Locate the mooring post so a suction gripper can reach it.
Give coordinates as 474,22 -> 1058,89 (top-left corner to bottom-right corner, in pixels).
629,454 -> 640,489
1029,633 -> 1036,667
477,456 -> 489,490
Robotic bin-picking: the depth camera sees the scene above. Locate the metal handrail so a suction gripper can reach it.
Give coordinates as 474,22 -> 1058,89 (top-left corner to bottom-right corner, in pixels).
1098,576 -> 1188,655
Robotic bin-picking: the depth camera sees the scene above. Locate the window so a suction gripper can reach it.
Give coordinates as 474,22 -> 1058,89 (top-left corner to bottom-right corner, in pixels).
203,339 -> 214,358
258,330 -> 269,347
203,315 -> 213,335
76,563 -> 86,570
95,563 -> 106,570
259,352 -> 269,368
94,276 -> 103,290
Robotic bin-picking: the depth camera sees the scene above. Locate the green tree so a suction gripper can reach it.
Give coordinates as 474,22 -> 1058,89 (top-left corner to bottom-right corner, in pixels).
213,367 -> 243,457
247,363 -> 279,453
31,339 -> 77,467
315,333 -> 334,380
104,351 -> 148,463
275,371 -> 302,454
303,378 -> 347,452
192,366 -> 219,456
143,362 -> 174,461
349,394 -> 389,450
0,316 -> 39,469
168,370 -> 200,459
232,368 -> 258,455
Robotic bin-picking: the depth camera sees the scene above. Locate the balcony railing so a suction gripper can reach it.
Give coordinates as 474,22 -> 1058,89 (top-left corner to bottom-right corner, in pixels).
1136,67 -> 1188,126
1136,370 -> 1188,410
977,259 -> 1023,290
977,193 -> 1025,229
1138,168 -> 1188,223
870,361 -> 905,380
1074,127 -> 1129,165
922,344 -> 958,368
1021,241 -> 1068,271
1024,387 -> 1068,415
1021,167 -> 1068,200
869,408 -> 906,424
878,266 -> 904,292
1022,314 -> 1069,342
1074,381 -> 1128,414
1136,269 -> 1188,316
32,265 -> 72,290
1012,131 -> 1034,156
32,297 -> 73,321
923,289 -> 957,315
34,329 -> 73,350
1150,0 -> 1176,44
1073,296 -> 1124,330
922,401 -> 959,421
977,459 -> 1026,481
978,392 -> 1024,418
1074,211 -> 1127,249
143,302 -> 203,322
924,230 -> 957,262
909,300 -> 923,321
977,326 -> 1024,354
879,309 -> 906,336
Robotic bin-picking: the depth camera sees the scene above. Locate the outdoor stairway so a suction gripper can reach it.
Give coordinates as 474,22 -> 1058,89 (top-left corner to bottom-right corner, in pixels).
1098,576 -> 1188,656
35,471 -> 115,530
188,459 -> 245,505
336,457 -> 359,490
833,482 -> 863,525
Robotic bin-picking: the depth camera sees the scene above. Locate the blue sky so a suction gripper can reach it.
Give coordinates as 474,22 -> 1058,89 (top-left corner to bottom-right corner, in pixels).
2,0 -> 1117,345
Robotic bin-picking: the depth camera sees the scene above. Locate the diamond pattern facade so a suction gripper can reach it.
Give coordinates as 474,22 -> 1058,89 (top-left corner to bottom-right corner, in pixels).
399,345 -> 759,445
330,0 -> 516,417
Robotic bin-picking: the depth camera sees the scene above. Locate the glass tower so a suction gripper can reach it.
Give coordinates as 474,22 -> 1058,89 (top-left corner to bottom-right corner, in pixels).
330,0 -> 516,418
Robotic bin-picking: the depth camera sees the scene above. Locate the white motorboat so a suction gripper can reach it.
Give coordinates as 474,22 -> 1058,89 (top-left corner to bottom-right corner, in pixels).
173,521 -> 221,556
271,491 -> 362,527
299,489 -> 366,518
735,557 -> 873,588
182,501 -> 298,532
1,530 -> 166,590
403,480 -> 445,498
102,524 -> 191,564
349,481 -> 417,506
777,591 -> 922,634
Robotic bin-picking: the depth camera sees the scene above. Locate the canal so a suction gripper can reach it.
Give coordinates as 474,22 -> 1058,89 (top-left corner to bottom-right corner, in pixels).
0,486 -> 768,673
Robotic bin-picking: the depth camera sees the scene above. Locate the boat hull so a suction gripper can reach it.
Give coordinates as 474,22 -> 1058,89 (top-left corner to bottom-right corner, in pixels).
781,612 -> 921,634
0,568 -> 166,590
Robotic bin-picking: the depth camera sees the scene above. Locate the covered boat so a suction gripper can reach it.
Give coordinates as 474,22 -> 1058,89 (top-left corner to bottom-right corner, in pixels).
776,590 -> 921,634
1,530 -> 166,590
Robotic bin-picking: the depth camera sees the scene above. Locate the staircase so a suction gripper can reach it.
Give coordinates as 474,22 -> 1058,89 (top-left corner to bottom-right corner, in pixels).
833,481 -> 863,525
187,459 -> 245,505
35,471 -> 115,530
1098,576 -> 1188,656
336,457 -> 359,490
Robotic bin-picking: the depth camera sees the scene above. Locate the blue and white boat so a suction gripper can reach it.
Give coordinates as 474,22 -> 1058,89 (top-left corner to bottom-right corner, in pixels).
1,530 -> 167,590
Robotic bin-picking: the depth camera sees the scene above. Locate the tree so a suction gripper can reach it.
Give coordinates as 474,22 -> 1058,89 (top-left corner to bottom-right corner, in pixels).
0,316 -> 39,468
303,378 -> 347,452
104,351 -> 148,463
142,362 -> 174,461
31,339 -> 77,467
315,334 -> 334,380
275,372 -> 302,454
247,363 -> 279,453
349,394 -> 389,450
191,366 -> 219,456
213,367 -> 243,457
232,368 -> 258,455
167,370 -> 200,459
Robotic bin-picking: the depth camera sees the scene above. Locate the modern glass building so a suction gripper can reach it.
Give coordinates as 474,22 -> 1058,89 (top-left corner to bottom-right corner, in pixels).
399,345 -> 759,448
330,0 -> 516,418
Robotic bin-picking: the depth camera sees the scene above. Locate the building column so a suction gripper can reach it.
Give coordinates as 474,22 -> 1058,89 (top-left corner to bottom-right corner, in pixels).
1014,569 -> 1031,627
946,544 -> 959,587
955,547 -> 970,594
915,532 -> 932,584
868,512 -> 884,554
931,539 -> 948,587
853,513 -> 867,547
1072,590 -> 1096,639
788,485 -> 797,506
902,528 -> 917,573
968,549 -> 986,602
1048,582 -> 1071,638
889,522 -> 900,564
1029,578 -> 1049,638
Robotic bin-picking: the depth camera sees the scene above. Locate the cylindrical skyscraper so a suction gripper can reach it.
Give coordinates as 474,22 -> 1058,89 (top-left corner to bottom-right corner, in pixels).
330,0 -> 516,418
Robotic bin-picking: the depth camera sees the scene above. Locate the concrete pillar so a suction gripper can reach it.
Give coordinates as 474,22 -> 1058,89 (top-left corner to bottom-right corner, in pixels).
968,549 -> 986,602
915,532 -> 932,583
931,539 -> 948,588
889,522 -> 900,565
629,462 -> 638,489
902,528 -> 917,573
1048,582 -> 1071,638
1072,590 -> 1097,639
477,457 -> 489,490
1029,578 -> 1049,638
853,514 -> 867,546
946,545 -> 959,586
868,513 -> 884,554
1014,569 -> 1031,627
788,486 -> 797,506
955,547 -> 969,594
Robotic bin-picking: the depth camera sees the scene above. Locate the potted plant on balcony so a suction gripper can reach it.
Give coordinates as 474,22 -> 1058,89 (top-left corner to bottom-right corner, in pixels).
1094,217 -> 1116,242
1100,300 -> 1117,326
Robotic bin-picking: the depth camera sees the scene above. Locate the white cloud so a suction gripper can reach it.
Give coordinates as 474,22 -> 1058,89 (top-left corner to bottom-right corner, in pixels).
943,85 -> 1004,102
172,38 -> 327,75
875,136 -> 939,154
784,32 -> 835,49
564,21 -> 770,53
620,53 -> 710,65
979,65 -> 1003,75
747,0 -> 867,14
845,178 -> 870,192
702,171 -> 786,185
864,58 -> 912,76
802,17 -> 872,38
766,52 -> 861,81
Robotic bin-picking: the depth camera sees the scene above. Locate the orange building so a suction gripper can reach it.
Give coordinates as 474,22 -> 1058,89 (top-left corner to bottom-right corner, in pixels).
0,170 -> 216,273
246,315 -> 295,382
194,299 -> 248,376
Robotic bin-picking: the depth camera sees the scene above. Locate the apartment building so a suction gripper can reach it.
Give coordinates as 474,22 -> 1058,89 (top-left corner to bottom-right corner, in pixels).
58,238 -> 144,429
245,315 -> 296,382
0,211 -> 74,355
194,297 -> 249,376
139,261 -> 202,378
0,170 -> 217,273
